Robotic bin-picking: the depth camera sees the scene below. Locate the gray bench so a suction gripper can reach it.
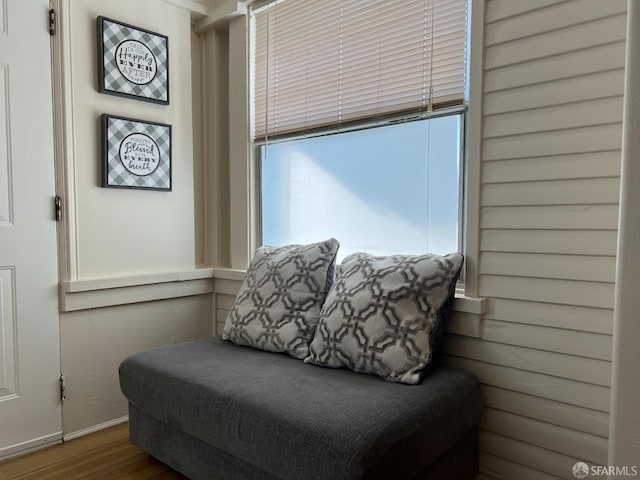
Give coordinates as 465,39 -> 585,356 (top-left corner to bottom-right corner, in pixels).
119,337 -> 483,480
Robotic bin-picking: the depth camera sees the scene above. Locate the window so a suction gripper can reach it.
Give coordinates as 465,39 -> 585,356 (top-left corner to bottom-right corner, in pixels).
260,114 -> 463,261
252,0 -> 468,261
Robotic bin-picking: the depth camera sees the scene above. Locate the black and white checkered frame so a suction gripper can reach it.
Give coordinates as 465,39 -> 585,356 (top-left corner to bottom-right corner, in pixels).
97,16 -> 169,104
101,114 -> 172,191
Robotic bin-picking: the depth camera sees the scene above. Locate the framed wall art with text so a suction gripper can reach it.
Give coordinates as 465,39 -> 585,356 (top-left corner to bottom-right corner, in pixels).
97,16 -> 169,104
101,114 -> 172,191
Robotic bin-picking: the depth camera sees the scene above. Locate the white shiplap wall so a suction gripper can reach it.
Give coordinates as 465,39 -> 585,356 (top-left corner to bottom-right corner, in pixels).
444,1 -> 626,479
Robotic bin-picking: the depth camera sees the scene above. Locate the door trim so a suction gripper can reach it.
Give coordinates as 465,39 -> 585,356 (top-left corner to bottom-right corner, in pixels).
50,0 -> 79,284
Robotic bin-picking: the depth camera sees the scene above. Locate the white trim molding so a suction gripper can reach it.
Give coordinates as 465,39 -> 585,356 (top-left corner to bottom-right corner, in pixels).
163,0 -> 247,28
51,0 -> 80,282
463,0 -> 486,298
164,0 -> 212,17
63,415 -> 128,442
0,431 -> 62,461
60,269 -> 215,312
228,15 -> 253,269
213,267 -> 246,281
193,0 -> 247,32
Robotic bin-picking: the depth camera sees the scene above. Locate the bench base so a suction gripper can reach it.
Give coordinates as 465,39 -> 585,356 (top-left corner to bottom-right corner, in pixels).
128,403 -> 478,480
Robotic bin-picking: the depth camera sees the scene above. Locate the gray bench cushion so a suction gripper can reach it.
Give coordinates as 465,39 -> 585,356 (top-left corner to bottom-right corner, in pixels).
119,337 -> 483,480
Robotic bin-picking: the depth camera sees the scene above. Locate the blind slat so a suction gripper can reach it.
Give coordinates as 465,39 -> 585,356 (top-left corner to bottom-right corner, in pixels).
253,0 -> 468,139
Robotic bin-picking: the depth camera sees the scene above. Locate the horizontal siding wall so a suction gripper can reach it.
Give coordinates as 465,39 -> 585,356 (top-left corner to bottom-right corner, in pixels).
445,1 -> 626,479
215,285 -> 238,334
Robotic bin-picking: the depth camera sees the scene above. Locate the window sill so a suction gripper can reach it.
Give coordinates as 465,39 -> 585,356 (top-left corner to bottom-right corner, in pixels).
212,267 -> 246,282
59,268 -> 215,312
453,292 -> 487,315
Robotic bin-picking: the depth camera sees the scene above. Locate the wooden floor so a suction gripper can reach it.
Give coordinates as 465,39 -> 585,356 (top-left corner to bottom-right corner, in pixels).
0,423 -> 186,480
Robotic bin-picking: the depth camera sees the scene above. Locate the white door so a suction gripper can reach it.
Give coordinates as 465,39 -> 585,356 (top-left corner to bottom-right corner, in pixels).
0,0 -> 61,458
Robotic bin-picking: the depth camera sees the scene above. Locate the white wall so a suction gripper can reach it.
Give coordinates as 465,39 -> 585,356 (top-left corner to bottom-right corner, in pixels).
68,0 -> 196,278
60,296 -> 210,435
55,0 -> 213,436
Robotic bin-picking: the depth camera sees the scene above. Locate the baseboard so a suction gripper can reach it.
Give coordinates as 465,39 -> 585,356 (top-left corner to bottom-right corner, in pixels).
0,431 -> 62,461
63,415 -> 129,442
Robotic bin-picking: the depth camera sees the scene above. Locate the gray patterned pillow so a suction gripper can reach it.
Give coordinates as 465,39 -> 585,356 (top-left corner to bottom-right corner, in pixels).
222,238 -> 339,359
304,252 -> 463,384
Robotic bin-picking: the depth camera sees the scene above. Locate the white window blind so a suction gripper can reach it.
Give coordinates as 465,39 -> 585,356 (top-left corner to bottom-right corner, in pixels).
253,0 -> 468,139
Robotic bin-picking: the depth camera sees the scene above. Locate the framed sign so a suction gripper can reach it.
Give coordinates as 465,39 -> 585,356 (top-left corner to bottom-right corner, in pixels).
101,114 -> 172,191
97,16 -> 169,104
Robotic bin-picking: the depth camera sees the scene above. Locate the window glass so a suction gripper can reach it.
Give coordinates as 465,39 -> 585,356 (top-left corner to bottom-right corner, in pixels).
261,114 -> 462,262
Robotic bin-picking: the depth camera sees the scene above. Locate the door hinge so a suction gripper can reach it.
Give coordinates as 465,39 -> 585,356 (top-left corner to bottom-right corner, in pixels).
49,9 -> 56,36
59,374 -> 66,403
54,195 -> 62,221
